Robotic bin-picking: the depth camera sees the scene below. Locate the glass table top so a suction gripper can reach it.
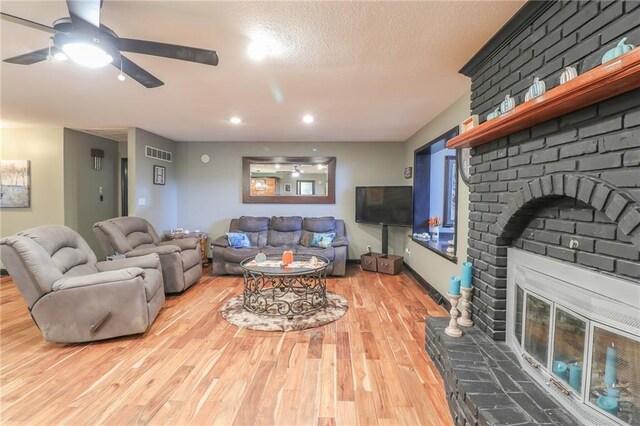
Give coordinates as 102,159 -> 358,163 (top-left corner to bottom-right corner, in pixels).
241,254 -> 329,275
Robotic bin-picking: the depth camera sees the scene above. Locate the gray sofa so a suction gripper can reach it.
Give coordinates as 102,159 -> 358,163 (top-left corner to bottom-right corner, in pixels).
211,216 -> 348,276
0,225 -> 165,343
93,217 -> 202,293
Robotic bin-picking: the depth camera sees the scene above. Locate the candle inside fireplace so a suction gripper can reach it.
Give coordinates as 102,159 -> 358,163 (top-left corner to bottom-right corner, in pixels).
597,395 -> 619,415
448,276 -> 461,295
604,343 -> 617,387
569,363 -> 582,393
607,385 -> 621,399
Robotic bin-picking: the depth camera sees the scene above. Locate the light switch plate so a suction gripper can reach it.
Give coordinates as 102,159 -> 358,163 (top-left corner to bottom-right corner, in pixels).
138,197 -> 146,206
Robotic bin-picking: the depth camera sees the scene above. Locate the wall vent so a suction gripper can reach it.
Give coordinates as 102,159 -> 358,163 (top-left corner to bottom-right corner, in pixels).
145,146 -> 172,162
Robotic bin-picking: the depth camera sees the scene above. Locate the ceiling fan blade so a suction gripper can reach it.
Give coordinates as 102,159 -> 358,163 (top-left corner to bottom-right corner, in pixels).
0,12 -> 58,34
66,0 -> 101,30
119,38 -> 219,66
4,47 -> 51,65
115,55 -> 164,88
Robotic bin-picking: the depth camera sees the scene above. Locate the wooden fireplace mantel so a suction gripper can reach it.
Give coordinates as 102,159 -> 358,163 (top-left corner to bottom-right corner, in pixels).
447,48 -> 640,149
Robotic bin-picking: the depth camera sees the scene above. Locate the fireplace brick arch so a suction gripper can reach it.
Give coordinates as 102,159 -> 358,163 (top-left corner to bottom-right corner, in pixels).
494,174 -> 640,250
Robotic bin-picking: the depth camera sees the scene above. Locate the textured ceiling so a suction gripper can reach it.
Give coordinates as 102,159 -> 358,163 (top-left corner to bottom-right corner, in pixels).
0,1 -> 524,142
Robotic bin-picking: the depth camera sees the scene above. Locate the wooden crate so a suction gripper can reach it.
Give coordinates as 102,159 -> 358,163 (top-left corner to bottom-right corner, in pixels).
360,252 -> 383,272
377,254 -> 404,275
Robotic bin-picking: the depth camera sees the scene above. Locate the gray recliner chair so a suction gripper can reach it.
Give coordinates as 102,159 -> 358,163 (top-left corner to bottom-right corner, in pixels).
93,217 -> 202,293
0,225 -> 165,343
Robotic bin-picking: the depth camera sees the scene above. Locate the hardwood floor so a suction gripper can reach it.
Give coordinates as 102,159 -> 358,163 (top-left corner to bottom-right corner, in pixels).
0,265 -> 452,425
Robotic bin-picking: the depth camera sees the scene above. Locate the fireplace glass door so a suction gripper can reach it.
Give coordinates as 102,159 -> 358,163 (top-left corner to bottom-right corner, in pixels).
516,292 -> 639,426
524,293 -> 551,367
551,308 -> 586,396
588,326 -> 639,424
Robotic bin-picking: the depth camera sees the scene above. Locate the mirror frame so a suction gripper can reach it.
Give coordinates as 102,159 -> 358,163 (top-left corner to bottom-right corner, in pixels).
242,156 -> 336,204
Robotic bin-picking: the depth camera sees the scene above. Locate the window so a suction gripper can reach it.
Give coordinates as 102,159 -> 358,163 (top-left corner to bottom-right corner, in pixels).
412,127 -> 459,261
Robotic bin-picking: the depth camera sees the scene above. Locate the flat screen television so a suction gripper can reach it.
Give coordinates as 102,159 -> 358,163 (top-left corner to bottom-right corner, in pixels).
355,186 -> 413,227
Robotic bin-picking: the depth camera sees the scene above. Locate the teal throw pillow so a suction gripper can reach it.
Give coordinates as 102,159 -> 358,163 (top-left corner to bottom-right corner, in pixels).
311,232 -> 335,248
227,232 -> 251,248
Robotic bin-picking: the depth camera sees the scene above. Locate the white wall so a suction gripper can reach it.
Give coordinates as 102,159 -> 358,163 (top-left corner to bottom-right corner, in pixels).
404,93 -> 471,297
129,128 -> 178,234
175,141 -> 406,258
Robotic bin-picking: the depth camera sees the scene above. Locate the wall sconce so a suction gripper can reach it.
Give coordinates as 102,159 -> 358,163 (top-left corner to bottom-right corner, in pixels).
91,148 -> 104,171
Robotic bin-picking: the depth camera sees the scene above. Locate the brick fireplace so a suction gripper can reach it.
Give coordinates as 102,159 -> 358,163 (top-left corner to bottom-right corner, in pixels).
426,1 -> 640,425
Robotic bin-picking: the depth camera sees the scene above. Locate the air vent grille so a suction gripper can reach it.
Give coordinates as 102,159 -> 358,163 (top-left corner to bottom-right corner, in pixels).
145,146 -> 172,162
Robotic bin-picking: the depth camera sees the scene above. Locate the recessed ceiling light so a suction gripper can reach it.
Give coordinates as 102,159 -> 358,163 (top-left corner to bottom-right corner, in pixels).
247,41 -> 270,61
275,164 -> 280,169
317,164 -> 323,170
302,114 -> 314,124
230,116 -> 242,125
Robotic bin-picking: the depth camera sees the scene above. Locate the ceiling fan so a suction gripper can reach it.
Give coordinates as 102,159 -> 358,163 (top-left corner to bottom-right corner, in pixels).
1,0 -> 219,88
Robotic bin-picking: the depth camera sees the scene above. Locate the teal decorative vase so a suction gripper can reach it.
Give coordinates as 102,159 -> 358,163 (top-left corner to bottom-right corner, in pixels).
500,94 -> 515,114
602,37 -> 635,64
560,66 -> 578,84
525,77 -> 546,101
255,252 -> 267,263
486,107 -> 501,121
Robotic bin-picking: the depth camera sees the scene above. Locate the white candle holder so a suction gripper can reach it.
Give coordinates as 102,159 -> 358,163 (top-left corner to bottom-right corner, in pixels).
445,293 -> 463,337
458,286 -> 474,327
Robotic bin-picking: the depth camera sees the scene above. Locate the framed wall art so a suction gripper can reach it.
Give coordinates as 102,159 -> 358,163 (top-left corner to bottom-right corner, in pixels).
153,165 -> 166,185
404,166 -> 412,179
1,160 -> 31,208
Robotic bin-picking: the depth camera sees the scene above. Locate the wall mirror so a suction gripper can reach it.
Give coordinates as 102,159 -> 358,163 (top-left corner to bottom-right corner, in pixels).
242,156 -> 336,204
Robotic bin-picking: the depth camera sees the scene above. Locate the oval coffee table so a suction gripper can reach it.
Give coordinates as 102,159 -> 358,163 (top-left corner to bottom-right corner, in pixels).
240,254 -> 329,318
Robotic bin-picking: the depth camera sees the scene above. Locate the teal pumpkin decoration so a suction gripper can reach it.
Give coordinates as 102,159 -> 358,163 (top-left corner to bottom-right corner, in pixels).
500,94 -> 515,114
525,77 -> 546,101
486,108 -> 501,121
255,252 -> 267,263
602,38 -> 635,64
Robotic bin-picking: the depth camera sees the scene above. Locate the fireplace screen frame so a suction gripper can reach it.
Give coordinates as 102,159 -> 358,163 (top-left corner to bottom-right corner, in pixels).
506,248 -> 640,426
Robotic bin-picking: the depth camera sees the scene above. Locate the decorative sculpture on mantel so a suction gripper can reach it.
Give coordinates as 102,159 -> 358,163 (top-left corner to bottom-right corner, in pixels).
486,107 -> 501,121
500,94 -> 515,114
560,66 -> 578,84
601,38 -> 635,64
525,77 -> 546,101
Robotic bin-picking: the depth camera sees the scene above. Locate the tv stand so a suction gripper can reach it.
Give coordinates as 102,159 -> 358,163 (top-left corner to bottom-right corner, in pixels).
381,224 -> 389,255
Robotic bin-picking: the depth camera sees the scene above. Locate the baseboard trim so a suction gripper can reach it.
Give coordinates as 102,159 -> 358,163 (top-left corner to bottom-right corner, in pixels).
403,263 -> 451,311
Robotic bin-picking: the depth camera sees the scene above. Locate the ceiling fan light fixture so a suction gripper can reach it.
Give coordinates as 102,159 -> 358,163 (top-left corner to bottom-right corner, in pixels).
61,42 -> 113,68
53,52 -> 68,61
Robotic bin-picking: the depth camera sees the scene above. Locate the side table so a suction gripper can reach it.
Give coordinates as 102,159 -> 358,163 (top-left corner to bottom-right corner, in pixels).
164,230 -> 209,265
